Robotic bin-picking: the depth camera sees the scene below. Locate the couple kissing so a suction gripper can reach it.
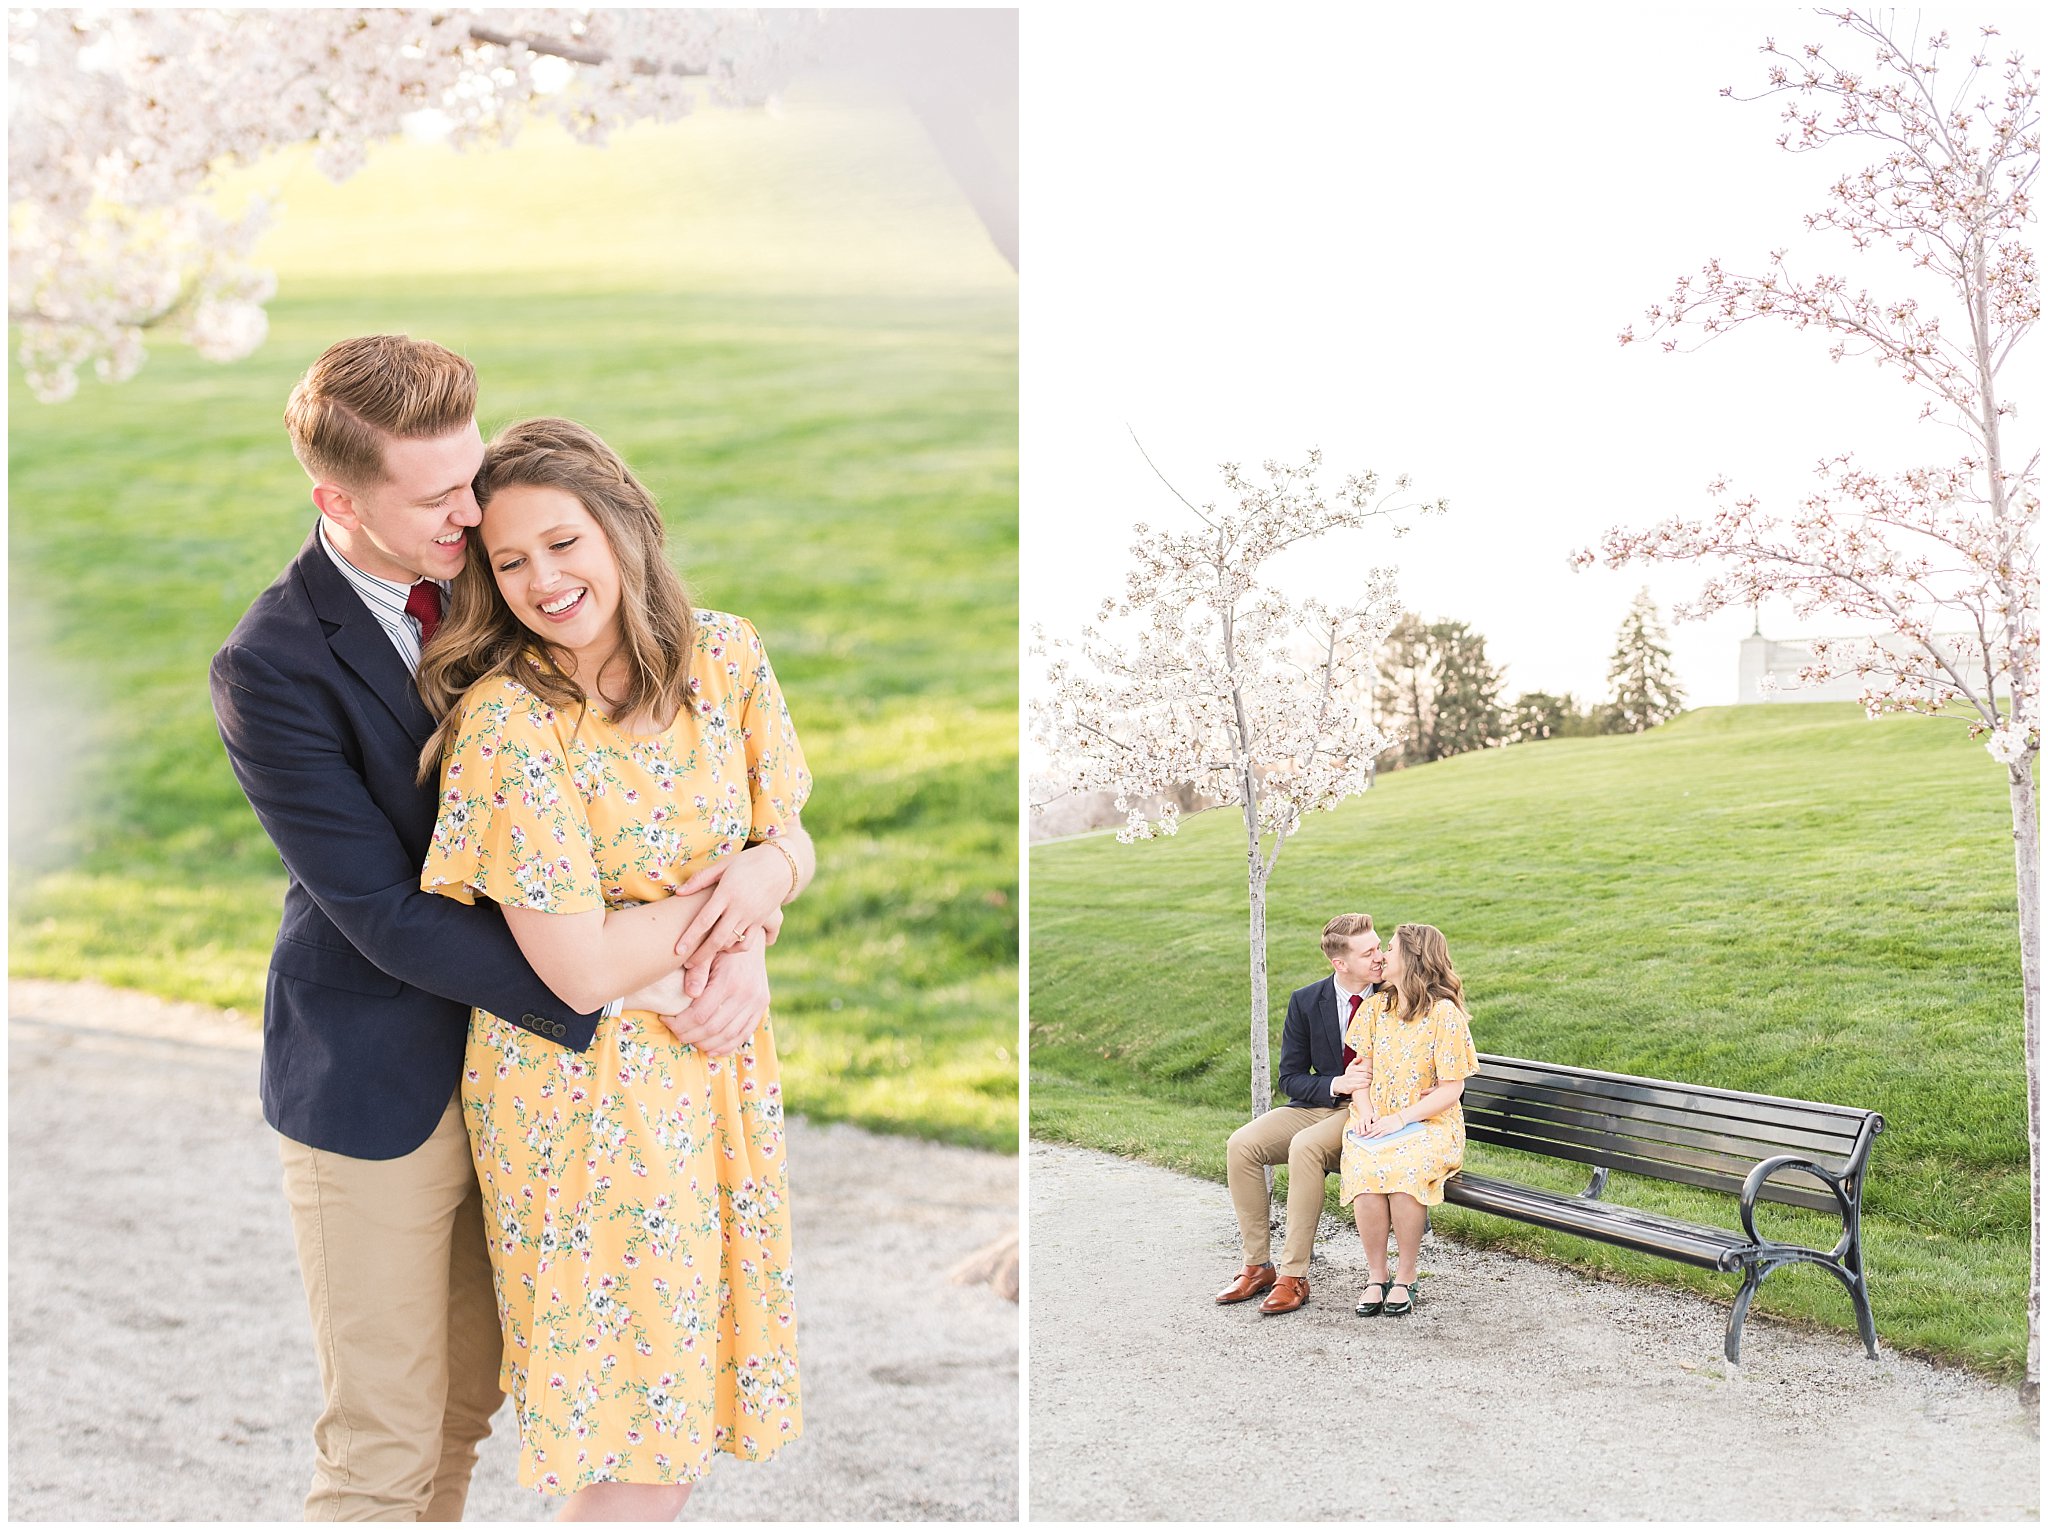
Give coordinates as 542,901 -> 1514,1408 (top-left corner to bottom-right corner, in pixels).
1216,913 -> 1478,1318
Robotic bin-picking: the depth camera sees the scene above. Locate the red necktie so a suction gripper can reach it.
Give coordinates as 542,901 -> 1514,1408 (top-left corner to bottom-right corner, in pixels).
405,580 -> 443,646
1341,991 -> 1363,1070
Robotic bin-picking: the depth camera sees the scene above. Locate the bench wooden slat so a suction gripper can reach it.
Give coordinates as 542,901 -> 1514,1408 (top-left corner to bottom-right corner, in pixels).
1474,1065 -> 1875,1146
1474,1052 -> 1877,1123
1463,1114 -> 1841,1212
1462,1121 -> 1842,1212
1473,1056 -> 1870,1144
1462,1091 -> 1863,1170
1445,1171 -> 1751,1270
1464,1104 -> 1826,1189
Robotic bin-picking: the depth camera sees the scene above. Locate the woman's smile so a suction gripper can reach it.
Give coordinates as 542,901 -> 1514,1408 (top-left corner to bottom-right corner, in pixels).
536,586 -> 588,621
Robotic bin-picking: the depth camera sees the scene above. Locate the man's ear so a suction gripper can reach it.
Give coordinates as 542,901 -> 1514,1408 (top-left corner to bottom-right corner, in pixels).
312,481 -> 359,530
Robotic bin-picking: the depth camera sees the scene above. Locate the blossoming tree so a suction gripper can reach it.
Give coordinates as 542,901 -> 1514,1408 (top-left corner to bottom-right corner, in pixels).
1032,446 -> 1441,1118
7,8 -> 823,402
1577,9 -> 2040,1393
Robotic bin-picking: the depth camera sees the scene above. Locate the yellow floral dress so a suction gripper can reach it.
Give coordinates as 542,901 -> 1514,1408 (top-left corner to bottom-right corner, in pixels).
419,611 -> 808,1496
1338,993 -> 1480,1208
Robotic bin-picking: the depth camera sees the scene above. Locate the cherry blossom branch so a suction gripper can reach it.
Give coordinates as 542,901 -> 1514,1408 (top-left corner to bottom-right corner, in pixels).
9,9 -> 822,401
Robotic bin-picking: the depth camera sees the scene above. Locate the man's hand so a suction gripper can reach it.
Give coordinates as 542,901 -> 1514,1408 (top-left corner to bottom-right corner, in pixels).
1329,1062 -> 1372,1099
619,966 -> 693,1018
655,929 -> 770,1057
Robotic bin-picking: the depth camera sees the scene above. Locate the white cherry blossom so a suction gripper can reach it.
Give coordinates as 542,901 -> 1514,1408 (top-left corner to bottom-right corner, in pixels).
1033,446 -> 1443,1118
9,9 -> 821,401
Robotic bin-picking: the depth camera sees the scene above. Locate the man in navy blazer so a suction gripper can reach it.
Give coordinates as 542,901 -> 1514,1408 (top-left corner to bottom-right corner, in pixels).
1214,912 -> 1385,1315
212,336 -> 773,1519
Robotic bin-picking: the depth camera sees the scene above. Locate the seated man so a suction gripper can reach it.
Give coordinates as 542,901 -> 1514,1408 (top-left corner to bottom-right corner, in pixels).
1215,912 -> 1384,1315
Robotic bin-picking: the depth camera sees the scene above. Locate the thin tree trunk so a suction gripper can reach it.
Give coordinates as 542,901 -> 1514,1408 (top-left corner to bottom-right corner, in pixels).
2012,757 -> 2041,1402
1247,808 -> 1269,1123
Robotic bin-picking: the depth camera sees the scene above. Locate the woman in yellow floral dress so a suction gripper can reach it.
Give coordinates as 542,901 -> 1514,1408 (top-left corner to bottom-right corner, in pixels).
414,418 -> 812,1517
1339,923 -> 1479,1318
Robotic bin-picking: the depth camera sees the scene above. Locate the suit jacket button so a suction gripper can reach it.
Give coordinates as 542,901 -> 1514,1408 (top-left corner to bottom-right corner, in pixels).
552,1022 -> 567,1038
523,1013 -> 544,1026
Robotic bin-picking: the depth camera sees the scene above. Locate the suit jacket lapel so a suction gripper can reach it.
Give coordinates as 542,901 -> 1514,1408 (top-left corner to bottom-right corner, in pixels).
1316,977 -> 1340,1057
295,528 -> 436,746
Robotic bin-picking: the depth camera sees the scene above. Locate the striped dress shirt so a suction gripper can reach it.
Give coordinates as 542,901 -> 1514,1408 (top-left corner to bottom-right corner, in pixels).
316,518 -> 447,675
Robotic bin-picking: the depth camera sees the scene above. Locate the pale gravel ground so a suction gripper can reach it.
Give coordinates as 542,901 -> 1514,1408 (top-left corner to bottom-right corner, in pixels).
6,979 -> 1019,1522
1027,1140 -> 2040,1523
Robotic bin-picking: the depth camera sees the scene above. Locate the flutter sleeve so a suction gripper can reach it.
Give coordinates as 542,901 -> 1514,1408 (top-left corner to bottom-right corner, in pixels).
419,682 -> 605,914
729,616 -> 812,840
1433,999 -> 1480,1084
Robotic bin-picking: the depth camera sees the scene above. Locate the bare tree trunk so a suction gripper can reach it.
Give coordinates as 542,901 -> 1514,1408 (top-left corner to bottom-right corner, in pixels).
1247,807 -> 1270,1123
2013,757 -> 2041,1402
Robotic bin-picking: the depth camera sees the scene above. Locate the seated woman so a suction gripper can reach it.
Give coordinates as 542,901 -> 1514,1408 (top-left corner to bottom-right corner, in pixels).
1338,922 -> 1479,1316
415,417 -> 814,1518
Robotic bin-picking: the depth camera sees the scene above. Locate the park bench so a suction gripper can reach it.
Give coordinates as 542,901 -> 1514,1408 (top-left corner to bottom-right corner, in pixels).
1444,1053 -> 1884,1364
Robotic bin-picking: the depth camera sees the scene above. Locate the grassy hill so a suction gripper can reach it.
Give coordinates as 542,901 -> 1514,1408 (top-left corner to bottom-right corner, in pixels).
10,101 -> 1017,1150
1030,705 -> 2029,1376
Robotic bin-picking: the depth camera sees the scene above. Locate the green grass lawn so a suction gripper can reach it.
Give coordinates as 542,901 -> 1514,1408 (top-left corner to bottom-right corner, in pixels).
10,102 -> 1018,1150
1031,705 -> 2030,1376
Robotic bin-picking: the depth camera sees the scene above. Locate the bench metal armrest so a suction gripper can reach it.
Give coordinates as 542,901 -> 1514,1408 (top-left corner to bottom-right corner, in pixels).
1738,1154 -> 1855,1254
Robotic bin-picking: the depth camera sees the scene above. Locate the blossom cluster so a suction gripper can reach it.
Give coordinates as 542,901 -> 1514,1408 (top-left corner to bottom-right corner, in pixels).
1617,12 -> 2038,422
1589,9 -> 2037,774
9,9 -> 821,401
1032,451 -> 1441,853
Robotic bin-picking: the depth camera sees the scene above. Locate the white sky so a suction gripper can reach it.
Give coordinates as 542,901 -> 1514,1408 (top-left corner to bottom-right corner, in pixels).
1020,6 -> 2040,713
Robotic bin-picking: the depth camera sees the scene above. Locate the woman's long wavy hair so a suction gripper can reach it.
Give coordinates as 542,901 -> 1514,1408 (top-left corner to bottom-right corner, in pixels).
1388,922 -> 1466,1022
416,417 -> 695,782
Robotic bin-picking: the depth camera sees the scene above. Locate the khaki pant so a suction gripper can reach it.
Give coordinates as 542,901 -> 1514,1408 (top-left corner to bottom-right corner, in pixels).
279,1095 -> 503,1522
1226,1104 -> 1346,1277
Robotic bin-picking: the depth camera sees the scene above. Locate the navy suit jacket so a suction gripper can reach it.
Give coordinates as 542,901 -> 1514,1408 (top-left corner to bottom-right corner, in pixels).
210,528 -> 601,1160
1277,975 -> 1372,1109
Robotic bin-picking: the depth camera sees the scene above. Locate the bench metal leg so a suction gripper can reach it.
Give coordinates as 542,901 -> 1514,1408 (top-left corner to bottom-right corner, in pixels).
1826,1252 -> 1880,1361
1726,1254 -> 1879,1365
1724,1266 -> 1763,1364
1849,1271 -> 1879,1360
1844,1212 -> 1879,1360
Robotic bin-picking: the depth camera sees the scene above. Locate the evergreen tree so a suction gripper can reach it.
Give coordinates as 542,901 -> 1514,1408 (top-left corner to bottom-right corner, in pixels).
1374,614 -> 1507,766
1606,588 -> 1686,733
1428,619 -> 1507,757
1373,612 -> 1437,769
1510,691 -> 1588,742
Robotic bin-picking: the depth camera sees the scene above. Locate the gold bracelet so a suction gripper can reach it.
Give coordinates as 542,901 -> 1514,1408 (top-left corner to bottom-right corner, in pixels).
762,837 -> 800,904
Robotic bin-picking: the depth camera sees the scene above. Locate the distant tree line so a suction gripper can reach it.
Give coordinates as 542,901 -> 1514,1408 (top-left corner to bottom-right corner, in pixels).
1372,588 -> 1684,770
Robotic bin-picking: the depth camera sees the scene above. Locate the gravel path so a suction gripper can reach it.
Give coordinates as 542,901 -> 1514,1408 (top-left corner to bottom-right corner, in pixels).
6,980 -> 1018,1522
1027,1140 -> 2038,1523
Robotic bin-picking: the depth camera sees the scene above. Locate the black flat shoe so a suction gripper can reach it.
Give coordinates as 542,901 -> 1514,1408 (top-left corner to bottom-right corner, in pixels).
1354,1282 -> 1388,1316
1383,1281 -> 1416,1316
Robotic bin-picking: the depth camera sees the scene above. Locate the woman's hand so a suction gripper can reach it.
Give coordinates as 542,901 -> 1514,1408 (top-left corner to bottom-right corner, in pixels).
1362,1110 -> 1409,1139
672,846 -> 794,983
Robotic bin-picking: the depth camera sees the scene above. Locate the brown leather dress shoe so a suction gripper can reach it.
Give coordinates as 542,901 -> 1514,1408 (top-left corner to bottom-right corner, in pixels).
1259,1274 -> 1310,1315
1214,1263 -> 1278,1305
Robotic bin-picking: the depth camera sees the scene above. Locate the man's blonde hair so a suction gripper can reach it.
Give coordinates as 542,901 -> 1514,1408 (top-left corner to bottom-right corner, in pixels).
284,335 -> 477,490
1320,912 -> 1375,961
